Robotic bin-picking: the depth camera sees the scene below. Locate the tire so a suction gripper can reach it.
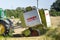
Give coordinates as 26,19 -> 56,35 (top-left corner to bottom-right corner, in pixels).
29,27 -> 40,36
30,30 -> 40,36
0,20 -> 9,36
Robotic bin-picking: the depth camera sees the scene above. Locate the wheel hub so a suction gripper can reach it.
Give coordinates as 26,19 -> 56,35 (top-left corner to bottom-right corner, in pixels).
0,24 -> 5,34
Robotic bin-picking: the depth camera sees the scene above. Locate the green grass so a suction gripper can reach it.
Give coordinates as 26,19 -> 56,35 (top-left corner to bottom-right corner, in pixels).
0,36 -> 5,40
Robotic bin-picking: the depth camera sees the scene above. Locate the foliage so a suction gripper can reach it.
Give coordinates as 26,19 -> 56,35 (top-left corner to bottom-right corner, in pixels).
4,6 -> 35,18
51,0 -> 60,11
22,29 -> 31,37
4,7 -> 24,18
50,0 -> 60,16
25,6 -> 32,12
50,9 -> 60,16
50,9 -> 57,16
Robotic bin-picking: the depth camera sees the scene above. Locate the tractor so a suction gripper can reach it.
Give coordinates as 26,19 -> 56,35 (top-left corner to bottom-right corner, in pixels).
0,8 -> 13,36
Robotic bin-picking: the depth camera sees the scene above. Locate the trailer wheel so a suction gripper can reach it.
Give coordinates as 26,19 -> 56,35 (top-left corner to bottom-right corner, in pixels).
30,30 -> 40,36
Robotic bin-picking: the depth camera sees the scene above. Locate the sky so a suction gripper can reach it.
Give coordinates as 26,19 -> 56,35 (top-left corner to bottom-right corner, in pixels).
0,0 -> 56,10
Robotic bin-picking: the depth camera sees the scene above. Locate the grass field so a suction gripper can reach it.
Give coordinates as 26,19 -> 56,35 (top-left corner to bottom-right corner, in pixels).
51,16 -> 60,27
0,35 -> 54,40
0,16 -> 60,40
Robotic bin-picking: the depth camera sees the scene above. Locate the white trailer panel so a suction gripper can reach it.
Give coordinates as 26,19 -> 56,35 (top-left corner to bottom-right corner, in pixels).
23,10 -> 42,27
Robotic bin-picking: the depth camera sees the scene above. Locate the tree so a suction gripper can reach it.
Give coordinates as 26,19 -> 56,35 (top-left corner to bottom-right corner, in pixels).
51,0 -> 60,11
4,9 -> 12,17
50,9 -> 57,16
50,0 -> 60,16
25,6 -> 32,12
16,7 -> 24,18
4,7 -> 24,18
4,6 -> 37,18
